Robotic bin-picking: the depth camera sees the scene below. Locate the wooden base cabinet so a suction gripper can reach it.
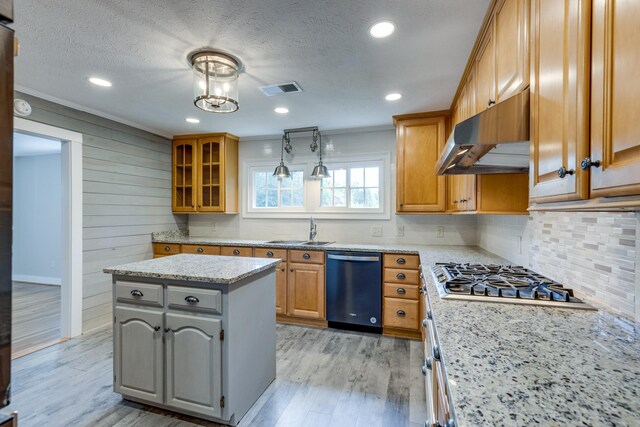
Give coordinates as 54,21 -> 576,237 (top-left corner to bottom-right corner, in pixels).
382,253 -> 422,340
287,262 -> 325,320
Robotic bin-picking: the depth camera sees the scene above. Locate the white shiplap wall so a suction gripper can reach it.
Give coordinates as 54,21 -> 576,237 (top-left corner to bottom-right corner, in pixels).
15,92 -> 186,332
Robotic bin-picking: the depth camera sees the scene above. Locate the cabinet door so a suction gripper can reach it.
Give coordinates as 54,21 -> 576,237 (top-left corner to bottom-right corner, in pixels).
114,307 -> 164,404
475,26 -> 495,113
464,175 -> 477,211
396,116 -> 447,212
287,262 -> 325,319
589,0 -> 640,197
172,139 -> 197,212
465,66 -> 477,118
165,313 -> 222,418
276,262 -> 287,315
529,0 -> 590,202
495,0 -> 530,102
197,136 -> 224,212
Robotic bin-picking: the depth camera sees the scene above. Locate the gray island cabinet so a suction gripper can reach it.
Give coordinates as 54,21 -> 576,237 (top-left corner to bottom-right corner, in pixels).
104,254 -> 280,426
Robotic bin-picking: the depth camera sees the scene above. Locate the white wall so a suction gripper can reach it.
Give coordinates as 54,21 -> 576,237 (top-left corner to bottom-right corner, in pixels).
190,128 -> 478,246
12,153 -> 62,284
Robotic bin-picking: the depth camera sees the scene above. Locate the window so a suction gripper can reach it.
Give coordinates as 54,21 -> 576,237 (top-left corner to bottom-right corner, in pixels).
253,169 -> 304,209
320,166 -> 380,209
244,153 -> 389,219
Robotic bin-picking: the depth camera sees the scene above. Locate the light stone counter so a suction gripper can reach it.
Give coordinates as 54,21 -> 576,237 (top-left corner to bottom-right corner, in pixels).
151,232 -> 640,425
103,254 -> 281,284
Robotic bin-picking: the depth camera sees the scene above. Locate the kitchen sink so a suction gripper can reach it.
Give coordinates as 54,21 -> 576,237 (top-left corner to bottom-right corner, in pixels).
264,240 -> 334,246
302,241 -> 334,246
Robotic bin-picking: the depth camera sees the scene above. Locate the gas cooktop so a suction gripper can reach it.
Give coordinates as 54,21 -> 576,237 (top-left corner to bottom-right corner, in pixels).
430,263 -> 595,310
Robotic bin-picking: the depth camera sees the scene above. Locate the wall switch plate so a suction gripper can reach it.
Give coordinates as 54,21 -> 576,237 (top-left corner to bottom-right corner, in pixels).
371,226 -> 382,237
396,225 -> 404,237
436,226 -> 445,238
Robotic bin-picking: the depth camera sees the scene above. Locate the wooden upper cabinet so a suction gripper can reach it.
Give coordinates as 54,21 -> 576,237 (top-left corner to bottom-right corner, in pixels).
395,115 -> 447,213
529,0 -> 590,202
475,26 -> 495,113
172,133 -> 239,214
172,139 -> 197,212
494,0 -> 530,102
589,0 -> 640,198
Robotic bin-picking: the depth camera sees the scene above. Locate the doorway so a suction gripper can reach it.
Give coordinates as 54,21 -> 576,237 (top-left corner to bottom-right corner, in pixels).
11,118 -> 83,358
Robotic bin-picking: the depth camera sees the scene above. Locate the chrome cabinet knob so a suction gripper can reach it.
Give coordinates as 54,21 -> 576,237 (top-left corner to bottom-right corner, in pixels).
197,247 -> 204,253
581,157 -> 601,170
557,166 -> 575,178
422,318 -> 428,327
164,246 -> 171,251
233,249 -> 240,255
425,357 -> 433,370
433,345 -> 441,361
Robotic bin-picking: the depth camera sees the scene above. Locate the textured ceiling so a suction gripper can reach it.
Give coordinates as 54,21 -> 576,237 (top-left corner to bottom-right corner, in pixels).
11,0 -> 490,138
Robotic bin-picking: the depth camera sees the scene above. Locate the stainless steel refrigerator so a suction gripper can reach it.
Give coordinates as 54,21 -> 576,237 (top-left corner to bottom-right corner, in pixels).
0,0 -> 13,409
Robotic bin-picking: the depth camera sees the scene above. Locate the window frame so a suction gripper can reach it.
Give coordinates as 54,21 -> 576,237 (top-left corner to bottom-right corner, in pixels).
242,152 -> 390,219
246,163 -> 307,213
316,160 -> 385,214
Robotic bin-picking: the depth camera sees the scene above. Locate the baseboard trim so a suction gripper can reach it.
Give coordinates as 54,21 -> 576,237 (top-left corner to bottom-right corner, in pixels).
12,274 -> 62,286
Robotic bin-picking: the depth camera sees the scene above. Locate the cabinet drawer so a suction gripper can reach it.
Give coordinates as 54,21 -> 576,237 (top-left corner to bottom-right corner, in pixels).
383,298 -> 419,330
181,244 -> 221,255
254,247 -> 287,261
220,246 -> 253,257
384,283 -> 420,300
384,268 -> 420,284
167,286 -> 222,314
153,243 -> 181,255
116,281 -> 164,307
289,249 -> 324,264
384,253 -> 420,269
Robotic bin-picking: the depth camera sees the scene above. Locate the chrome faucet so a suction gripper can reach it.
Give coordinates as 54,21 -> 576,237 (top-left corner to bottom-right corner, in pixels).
309,217 -> 317,242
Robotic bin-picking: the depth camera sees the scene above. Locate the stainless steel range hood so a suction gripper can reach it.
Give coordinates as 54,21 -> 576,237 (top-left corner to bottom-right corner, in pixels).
436,88 -> 530,175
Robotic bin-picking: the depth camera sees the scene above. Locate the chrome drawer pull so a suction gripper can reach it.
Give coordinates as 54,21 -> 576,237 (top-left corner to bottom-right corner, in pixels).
185,296 -> 200,304
396,273 -> 406,279
396,257 -> 406,265
164,246 -> 171,251
197,247 -> 204,253
396,288 -> 406,295
396,310 -> 406,317
267,251 -> 274,257
303,253 -> 311,259
130,290 -> 143,297
233,249 -> 240,255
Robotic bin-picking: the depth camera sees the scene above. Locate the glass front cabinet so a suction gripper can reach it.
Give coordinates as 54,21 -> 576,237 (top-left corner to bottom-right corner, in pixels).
172,133 -> 239,214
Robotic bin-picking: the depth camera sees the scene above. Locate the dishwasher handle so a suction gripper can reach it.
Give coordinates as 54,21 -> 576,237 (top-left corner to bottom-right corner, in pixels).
327,254 -> 380,262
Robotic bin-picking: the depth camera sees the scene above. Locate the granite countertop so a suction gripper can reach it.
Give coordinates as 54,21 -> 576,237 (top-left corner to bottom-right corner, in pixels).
417,246 -> 640,427
103,254 -> 281,285
152,232 -> 420,254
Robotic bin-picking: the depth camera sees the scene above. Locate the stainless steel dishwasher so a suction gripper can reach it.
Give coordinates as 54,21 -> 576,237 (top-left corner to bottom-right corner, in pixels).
326,251 -> 382,333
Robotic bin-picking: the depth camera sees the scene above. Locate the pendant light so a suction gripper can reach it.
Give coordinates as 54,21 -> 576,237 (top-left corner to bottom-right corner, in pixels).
311,131 -> 330,179
189,50 -> 242,113
273,133 -> 291,178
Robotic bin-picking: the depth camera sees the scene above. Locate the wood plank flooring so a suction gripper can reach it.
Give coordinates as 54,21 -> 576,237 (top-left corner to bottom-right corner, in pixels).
11,282 -> 61,358
2,324 -> 427,427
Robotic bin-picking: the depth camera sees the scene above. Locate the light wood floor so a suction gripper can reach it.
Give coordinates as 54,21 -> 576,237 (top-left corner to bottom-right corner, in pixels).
11,282 -> 61,358
3,324 -> 427,427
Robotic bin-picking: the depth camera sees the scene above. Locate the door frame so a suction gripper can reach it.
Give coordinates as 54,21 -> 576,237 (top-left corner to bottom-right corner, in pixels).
13,117 -> 83,338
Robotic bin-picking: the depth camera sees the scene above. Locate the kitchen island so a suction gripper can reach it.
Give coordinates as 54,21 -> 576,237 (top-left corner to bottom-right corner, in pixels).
103,254 -> 281,426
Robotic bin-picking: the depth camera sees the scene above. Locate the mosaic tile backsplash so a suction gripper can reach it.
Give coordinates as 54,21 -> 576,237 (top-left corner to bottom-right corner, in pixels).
478,212 -> 639,323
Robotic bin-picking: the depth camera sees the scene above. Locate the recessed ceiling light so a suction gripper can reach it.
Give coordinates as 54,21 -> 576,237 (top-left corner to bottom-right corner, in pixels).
369,21 -> 395,38
88,77 -> 112,87
274,107 -> 289,114
385,93 -> 402,101
185,117 -> 200,124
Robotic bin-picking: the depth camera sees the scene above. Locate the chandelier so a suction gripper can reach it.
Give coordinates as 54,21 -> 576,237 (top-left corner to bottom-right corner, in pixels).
188,50 -> 242,113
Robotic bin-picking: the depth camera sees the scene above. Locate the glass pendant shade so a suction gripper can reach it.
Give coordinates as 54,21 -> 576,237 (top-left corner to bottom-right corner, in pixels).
273,161 -> 291,178
190,51 -> 241,113
311,162 -> 330,179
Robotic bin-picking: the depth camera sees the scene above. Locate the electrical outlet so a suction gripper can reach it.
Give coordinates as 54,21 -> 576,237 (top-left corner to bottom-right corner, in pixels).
396,225 -> 405,237
371,226 -> 382,237
436,226 -> 445,238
